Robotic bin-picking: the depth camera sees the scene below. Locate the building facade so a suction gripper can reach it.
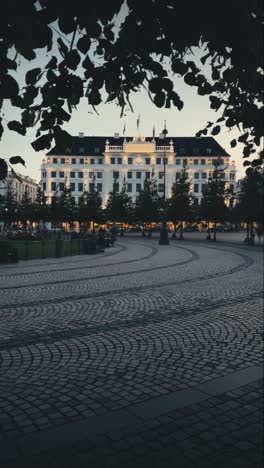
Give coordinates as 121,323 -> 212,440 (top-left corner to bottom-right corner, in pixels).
0,172 -> 38,203
41,134 -> 236,206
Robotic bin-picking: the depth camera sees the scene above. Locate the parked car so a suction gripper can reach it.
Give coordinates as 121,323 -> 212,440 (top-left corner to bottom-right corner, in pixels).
183,225 -> 199,232
127,226 -> 142,232
215,225 -> 225,232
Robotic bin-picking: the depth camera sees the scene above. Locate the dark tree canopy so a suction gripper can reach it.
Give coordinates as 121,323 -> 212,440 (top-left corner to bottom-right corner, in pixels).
0,0 -> 263,179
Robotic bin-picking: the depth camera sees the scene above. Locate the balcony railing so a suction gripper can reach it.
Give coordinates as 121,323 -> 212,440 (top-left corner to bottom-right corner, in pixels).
156,146 -> 170,152
108,146 -> 123,151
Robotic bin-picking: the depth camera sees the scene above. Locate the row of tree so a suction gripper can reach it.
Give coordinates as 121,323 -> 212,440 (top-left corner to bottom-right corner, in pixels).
0,164 -> 263,236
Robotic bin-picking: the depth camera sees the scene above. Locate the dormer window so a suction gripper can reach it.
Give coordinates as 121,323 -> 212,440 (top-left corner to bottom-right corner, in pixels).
94,147 -> 100,153
66,148 -> 72,153
79,147 -> 85,153
206,148 -> 212,155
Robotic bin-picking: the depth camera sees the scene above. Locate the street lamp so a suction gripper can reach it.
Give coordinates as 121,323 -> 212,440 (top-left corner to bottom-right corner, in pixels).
159,121 -> 170,245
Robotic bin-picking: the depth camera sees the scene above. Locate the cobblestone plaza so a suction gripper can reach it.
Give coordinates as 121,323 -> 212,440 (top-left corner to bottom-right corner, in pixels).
0,234 -> 263,467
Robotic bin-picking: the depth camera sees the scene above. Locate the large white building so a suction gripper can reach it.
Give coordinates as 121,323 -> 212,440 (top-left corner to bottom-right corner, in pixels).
41,133 -> 236,206
0,172 -> 38,203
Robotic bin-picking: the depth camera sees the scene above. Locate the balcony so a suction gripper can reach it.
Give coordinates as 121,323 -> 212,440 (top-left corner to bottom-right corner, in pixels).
156,146 -> 170,152
108,146 -> 123,151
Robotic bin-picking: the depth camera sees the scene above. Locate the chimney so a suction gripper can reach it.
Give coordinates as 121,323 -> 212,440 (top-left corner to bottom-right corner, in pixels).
79,132 -> 84,138
114,133 -> 120,139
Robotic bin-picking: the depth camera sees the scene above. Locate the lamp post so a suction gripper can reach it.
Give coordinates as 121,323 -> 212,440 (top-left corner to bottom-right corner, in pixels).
159,121 -> 170,245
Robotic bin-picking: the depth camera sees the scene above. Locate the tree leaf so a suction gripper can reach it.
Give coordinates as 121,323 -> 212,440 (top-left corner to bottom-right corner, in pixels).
230,139 -> 237,148
0,159 -> 8,181
77,36 -> 91,55
8,121 -> 26,135
0,75 -> 19,99
45,56 -> 57,69
31,133 -> 53,151
211,125 -> 221,135
65,49 -> 81,71
9,156 -> 26,166
25,68 -> 41,85
0,117 -> 3,140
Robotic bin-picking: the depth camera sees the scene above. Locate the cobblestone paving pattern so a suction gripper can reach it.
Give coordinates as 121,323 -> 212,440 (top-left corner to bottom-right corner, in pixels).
0,237 -> 263,467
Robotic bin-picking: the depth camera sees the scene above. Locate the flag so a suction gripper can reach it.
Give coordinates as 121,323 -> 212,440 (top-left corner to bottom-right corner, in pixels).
137,114 -> 140,130
152,124 -> 155,139
122,123 -> 126,135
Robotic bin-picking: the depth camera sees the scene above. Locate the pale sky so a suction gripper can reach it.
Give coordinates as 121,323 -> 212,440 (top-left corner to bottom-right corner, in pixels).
0,7 -> 249,183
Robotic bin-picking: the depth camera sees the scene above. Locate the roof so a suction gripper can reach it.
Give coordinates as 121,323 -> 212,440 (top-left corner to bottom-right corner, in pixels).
47,136 -> 229,157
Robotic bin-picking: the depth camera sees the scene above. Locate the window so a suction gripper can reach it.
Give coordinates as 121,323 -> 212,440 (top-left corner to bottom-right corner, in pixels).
146,157 -> 150,164
66,148 -> 71,153
201,184 -> 207,193
80,158 -> 84,165
59,182 -> 64,191
206,148 -> 212,155
113,171 -> 119,179
72,158 -> 76,164
127,183 -> 132,192
158,184 -> 164,192
89,182 -> 95,191
159,172 -> 164,179
193,159 -> 199,165
175,159 -> 181,165
70,172 -> 75,178
42,182 -> 46,191
136,172 -> 142,179
194,173 -> 199,179
176,173 -> 180,179
90,158 -> 94,164
97,172 -> 102,179
230,184 -> 234,193
97,183 -> 102,192
156,158 -> 161,164
53,158 -> 57,163
193,198 -> 199,205
70,182 -> 75,192
51,171 -> 56,178
201,159 -> 205,165
111,157 -> 115,164
89,172 -> 94,179
230,173 -> 235,180
202,173 -> 207,179
127,171 -> 132,179
220,173 -> 225,179
183,159 -> 188,166
128,157 -> 133,164
79,147 -> 85,153
194,183 -> 199,193
212,159 -> 217,165
98,158 -> 103,164
113,182 -> 119,192
78,183 -> 83,192
136,183 -> 141,192
78,172 -> 83,178
94,147 -> 100,153
145,172 -> 150,179
117,157 -> 122,164
51,182 -> 56,191
163,158 -> 168,164
61,158 -> 65,164
59,171 -> 64,178
42,171 -> 46,178
220,159 -> 224,165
